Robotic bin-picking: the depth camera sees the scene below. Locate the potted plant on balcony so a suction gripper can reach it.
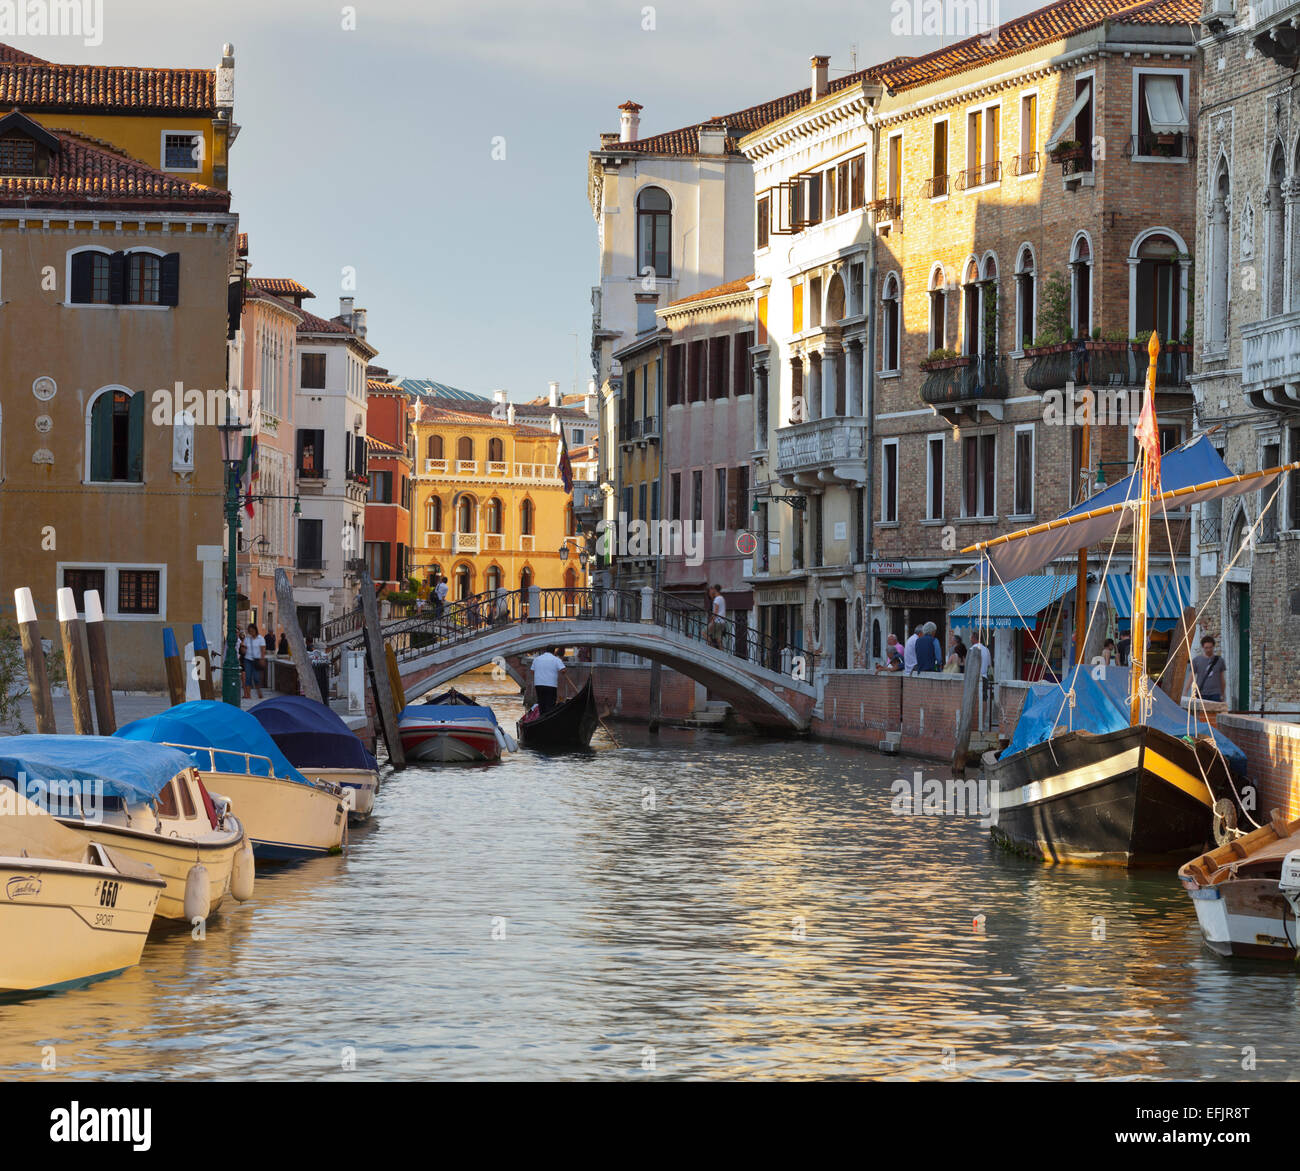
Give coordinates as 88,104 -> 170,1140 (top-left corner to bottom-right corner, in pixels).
1022,274 -> 1073,357
1048,139 -> 1085,164
920,347 -> 967,371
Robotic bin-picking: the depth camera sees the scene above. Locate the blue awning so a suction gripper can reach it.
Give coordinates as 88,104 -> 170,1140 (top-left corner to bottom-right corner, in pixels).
1104,574 -> 1192,632
948,575 -> 1075,630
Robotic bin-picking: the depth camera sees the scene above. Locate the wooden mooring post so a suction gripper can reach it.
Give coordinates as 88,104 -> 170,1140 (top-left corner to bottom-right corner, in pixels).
14,587 -> 55,734
359,568 -> 405,770
275,568 -> 322,704
84,589 -> 117,733
56,588 -> 94,735
162,627 -> 187,708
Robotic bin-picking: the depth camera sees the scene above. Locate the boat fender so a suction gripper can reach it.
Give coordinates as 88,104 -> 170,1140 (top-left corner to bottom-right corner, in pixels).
184,863 -> 211,922
341,787 -> 356,813
230,837 -> 255,902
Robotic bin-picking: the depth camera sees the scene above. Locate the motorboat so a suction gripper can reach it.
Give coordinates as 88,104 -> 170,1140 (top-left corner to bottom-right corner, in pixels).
250,695 -> 380,822
517,678 -> 598,750
0,787 -> 165,992
116,701 -> 349,861
1179,811 -> 1300,959
399,688 -> 509,763
0,735 -> 252,922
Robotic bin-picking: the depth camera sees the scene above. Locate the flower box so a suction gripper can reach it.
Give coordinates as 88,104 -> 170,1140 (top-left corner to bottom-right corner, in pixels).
919,354 -> 972,372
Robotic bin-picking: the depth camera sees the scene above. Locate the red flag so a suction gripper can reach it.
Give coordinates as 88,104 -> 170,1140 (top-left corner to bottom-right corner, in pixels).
557,429 -> 574,494
1134,388 -> 1161,493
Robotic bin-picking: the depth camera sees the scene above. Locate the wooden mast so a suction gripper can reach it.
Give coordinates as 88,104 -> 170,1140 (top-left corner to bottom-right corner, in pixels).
1074,377 -> 1091,669
1129,331 -> 1159,726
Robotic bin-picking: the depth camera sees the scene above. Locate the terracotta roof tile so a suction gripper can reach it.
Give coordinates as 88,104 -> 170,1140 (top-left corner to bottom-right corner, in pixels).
0,44 -> 47,65
366,434 -> 406,456
666,275 -> 754,307
237,231 -> 248,255
0,126 -> 229,211
0,59 -> 214,113
366,379 -> 404,394
296,306 -> 353,335
251,277 -> 314,299
876,0 -> 1200,93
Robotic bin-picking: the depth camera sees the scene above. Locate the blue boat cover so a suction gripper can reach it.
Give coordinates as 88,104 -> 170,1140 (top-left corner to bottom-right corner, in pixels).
1001,665 -> 1247,773
400,703 -> 498,726
248,695 -> 378,771
115,700 -> 311,786
0,734 -> 195,804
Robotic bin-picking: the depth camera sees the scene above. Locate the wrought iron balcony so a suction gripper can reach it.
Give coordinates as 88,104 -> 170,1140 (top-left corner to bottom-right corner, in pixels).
1123,132 -> 1195,161
1022,342 -> 1191,394
921,355 -> 1009,420
1242,310 -> 1300,409
775,416 -> 867,487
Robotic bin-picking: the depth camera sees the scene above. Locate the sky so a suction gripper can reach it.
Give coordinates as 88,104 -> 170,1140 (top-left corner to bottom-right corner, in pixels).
7,0 -> 1030,400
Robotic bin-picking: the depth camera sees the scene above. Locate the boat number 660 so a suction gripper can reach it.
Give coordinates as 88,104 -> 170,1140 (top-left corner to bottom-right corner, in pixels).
98,881 -> 120,908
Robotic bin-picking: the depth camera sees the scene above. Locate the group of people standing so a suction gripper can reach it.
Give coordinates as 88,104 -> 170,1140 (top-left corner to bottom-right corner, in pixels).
237,622 -> 291,700
882,624 -> 991,679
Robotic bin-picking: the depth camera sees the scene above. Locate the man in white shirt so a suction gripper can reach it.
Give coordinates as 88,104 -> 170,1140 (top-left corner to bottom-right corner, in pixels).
532,646 -> 566,712
435,575 -> 449,617
243,621 -> 266,700
903,626 -> 920,674
707,584 -> 726,648
967,632 -> 991,679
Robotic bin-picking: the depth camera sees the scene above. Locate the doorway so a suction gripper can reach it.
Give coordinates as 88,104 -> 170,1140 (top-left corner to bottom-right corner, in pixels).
1229,581 -> 1250,710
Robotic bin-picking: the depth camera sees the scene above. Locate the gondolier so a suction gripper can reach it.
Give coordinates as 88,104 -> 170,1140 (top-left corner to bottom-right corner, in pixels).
533,646 -> 566,712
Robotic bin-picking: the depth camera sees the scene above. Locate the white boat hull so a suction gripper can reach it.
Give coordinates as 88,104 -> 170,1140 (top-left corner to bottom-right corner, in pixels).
205,772 -> 347,861
56,818 -> 246,921
297,767 -> 379,821
0,856 -> 162,991
1186,882 -> 1298,959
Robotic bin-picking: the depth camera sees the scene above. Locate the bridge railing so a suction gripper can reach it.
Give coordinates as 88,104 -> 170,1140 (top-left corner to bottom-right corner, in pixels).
327,587 -> 815,683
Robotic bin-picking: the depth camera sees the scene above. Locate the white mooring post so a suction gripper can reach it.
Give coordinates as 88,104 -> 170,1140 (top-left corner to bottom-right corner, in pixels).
640,586 -> 654,622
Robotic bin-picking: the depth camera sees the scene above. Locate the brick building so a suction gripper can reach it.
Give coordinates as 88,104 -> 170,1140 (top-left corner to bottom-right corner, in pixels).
742,0 -> 1201,681
1192,0 -> 1300,713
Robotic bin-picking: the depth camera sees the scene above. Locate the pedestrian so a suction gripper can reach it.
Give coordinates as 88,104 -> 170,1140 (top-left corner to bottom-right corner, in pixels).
277,629 -> 289,657
435,574 -> 449,618
968,630 -> 991,679
1188,635 -> 1227,703
1116,632 -> 1131,666
1100,638 -> 1115,667
915,621 -> 943,672
243,621 -> 266,700
883,633 -> 904,672
707,584 -> 726,648
945,633 -> 967,673
904,625 -> 921,673
532,645 -> 566,713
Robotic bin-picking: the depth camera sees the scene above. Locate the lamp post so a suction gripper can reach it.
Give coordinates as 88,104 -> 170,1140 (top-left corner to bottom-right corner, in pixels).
218,414 -> 245,706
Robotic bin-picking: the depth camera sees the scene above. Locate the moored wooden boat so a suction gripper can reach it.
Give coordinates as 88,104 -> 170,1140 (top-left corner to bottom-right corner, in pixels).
0,735 -> 252,921
250,695 -> 380,821
399,698 -> 502,763
517,678 -> 597,750
0,789 -> 165,992
116,701 -> 348,862
1179,811 -> 1300,959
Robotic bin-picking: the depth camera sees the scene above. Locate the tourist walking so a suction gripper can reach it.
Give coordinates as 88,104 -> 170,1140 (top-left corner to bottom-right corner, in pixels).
243,621 -> 266,700
707,584 -> 726,649
904,625 -> 921,673
1187,635 -> 1227,703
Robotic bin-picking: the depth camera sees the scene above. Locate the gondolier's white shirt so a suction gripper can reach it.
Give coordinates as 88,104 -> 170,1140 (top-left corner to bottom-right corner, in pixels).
533,652 -> 565,688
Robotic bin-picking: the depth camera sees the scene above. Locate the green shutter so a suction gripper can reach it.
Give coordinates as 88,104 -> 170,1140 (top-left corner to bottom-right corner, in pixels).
89,392 -> 113,480
127,391 -> 144,481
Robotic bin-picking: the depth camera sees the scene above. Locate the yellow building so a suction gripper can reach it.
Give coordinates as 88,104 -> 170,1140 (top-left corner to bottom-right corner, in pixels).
410,402 -> 584,600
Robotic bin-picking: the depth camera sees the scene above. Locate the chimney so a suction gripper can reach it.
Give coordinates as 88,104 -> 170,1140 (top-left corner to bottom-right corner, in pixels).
618,100 -> 642,143
635,290 -> 659,335
548,380 -> 559,407
599,132 -> 619,148
811,55 -> 830,102
697,121 -> 726,155
339,296 -> 354,326
493,389 -> 507,405
585,380 -> 597,419
352,307 -> 367,339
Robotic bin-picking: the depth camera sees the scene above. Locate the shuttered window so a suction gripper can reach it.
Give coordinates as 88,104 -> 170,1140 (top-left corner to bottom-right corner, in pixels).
89,389 -> 143,482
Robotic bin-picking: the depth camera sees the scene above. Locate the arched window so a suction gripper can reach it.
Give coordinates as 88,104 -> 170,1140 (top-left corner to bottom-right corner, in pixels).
1070,234 -> 1092,339
1209,165 -> 1230,346
486,498 -> 503,534
426,495 -> 443,532
88,388 -> 143,482
520,566 -> 533,592
826,273 -> 846,323
1133,232 -> 1183,342
126,252 -> 161,305
1015,246 -> 1036,349
457,495 -> 476,533
456,435 -> 473,463
980,254 -> 999,355
70,249 -> 112,304
565,503 -> 575,536
520,498 -> 534,536
488,436 -> 504,463
636,186 -> 672,279
455,562 -> 473,601
928,266 -> 947,352
1267,144 -> 1286,317
961,258 -> 981,357
426,434 -> 443,461
485,565 -> 502,595
881,273 -> 901,372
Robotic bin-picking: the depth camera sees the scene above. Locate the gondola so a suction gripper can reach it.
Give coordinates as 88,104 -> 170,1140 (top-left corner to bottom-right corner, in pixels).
517,677 -> 598,750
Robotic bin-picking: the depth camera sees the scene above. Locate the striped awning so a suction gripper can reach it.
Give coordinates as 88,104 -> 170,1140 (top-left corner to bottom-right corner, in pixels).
948,575 -> 1075,630
1104,574 -> 1192,632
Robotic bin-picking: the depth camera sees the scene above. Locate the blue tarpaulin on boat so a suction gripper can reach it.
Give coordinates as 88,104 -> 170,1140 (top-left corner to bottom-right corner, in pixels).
0,735 -> 195,804
1001,665 -> 1247,773
1104,574 -> 1192,632
949,575 -> 1075,630
248,696 -> 378,771
115,701 -> 311,785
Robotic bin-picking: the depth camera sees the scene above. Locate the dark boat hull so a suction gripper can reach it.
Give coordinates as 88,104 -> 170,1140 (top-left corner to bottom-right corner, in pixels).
518,679 -> 598,749
989,724 -> 1237,867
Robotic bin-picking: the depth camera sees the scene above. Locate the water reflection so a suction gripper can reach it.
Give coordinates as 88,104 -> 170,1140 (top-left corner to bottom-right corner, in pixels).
2,674 -> 1297,1080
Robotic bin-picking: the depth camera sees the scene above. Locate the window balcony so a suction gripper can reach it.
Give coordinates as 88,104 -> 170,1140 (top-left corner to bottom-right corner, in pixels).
619,416 -> 661,447
1123,132 -> 1195,161
1242,311 -> 1300,409
774,416 -> 867,487
920,354 -> 1009,422
453,532 -> 480,554
1252,0 -> 1300,67
1022,341 -> 1191,394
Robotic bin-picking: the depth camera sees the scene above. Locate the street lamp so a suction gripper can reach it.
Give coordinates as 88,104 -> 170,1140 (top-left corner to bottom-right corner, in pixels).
218,413 -> 245,706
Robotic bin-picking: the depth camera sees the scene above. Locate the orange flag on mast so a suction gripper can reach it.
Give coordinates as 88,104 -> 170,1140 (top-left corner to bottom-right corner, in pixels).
1134,334 -> 1162,492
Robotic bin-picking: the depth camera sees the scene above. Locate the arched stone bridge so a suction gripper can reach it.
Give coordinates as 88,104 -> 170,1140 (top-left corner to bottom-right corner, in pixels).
327,588 -> 819,732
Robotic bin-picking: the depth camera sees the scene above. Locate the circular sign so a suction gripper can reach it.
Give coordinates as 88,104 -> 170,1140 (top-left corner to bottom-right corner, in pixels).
736,531 -> 758,557
32,377 -> 56,401
35,415 -> 52,434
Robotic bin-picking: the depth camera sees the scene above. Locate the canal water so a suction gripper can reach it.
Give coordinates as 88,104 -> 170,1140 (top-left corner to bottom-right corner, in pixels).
2,674 -> 1297,1081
